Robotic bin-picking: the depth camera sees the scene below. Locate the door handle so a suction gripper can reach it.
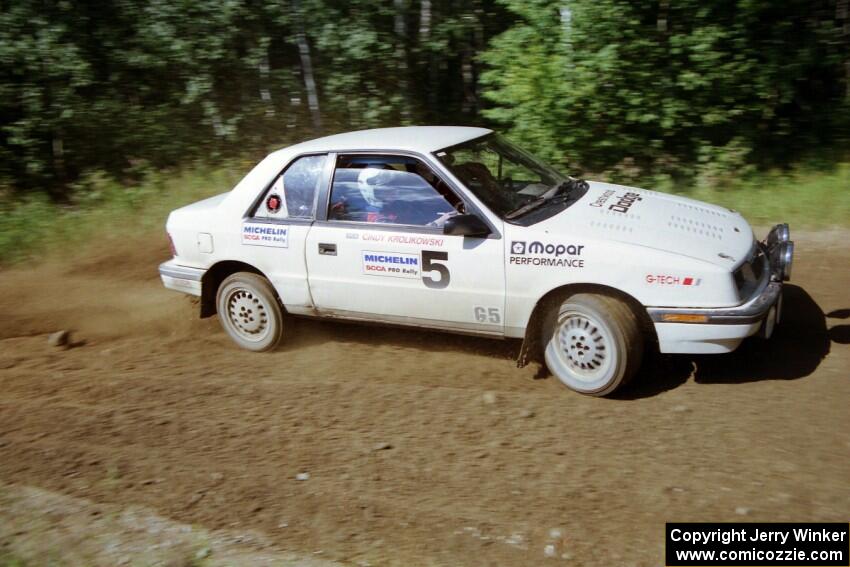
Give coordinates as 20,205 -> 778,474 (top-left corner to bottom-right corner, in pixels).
318,242 -> 337,256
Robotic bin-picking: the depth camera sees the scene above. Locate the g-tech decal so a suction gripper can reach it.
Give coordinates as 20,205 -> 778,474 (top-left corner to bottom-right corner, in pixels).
362,251 -> 420,279
645,274 -> 701,286
242,223 -> 289,248
509,240 -> 585,268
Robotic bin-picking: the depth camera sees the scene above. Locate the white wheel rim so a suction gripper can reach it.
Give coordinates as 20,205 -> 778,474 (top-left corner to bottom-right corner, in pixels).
224,286 -> 271,342
552,309 -> 616,384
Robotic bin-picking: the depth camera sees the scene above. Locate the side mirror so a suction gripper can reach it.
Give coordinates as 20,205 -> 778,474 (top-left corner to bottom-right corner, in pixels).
443,213 -> 491,237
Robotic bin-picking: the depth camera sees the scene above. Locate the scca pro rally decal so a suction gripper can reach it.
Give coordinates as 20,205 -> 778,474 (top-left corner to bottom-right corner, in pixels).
510,241 -> 585,268
242,222 -> 289,248
362,251 -> 420,279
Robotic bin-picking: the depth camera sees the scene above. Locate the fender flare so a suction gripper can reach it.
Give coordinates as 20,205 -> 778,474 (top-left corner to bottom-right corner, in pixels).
516,283 -> 655,368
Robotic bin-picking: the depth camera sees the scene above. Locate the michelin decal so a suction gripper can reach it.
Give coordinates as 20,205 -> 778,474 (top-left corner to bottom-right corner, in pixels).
242,222 -> 289,248
362,251 -> 420,279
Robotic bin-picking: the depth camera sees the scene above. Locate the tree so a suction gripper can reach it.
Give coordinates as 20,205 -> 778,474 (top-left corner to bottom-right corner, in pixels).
480,0 -> 850,182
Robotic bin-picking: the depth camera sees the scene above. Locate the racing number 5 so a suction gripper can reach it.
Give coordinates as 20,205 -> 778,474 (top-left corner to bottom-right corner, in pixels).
421,250 -> 450,289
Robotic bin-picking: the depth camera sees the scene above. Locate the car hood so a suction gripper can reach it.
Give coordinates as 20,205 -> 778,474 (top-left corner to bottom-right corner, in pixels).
542,181 -> 755,268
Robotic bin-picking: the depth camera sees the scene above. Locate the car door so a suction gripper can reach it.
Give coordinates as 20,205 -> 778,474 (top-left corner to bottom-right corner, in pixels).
305,152 -> 506,335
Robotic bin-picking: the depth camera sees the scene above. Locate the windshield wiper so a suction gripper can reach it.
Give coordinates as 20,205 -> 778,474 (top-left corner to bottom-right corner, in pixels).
504,192 -> 570,219
504,178 -> 588,219
554,177 -> 589,196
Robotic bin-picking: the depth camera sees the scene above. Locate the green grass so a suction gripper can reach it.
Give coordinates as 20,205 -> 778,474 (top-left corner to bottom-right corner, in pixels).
0,161 -> 847,266
674,163 -> 850,228
0,553 -> 29,567
0,163 -> 247,265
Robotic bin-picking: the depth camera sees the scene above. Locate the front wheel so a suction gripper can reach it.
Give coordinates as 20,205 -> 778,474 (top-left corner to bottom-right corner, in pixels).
541,293 -> 643,396
216,272 -> 284,352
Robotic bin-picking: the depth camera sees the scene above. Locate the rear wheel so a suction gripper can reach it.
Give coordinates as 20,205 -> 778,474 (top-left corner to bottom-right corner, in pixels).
541,293 -> 643,396
216,272 -> 284,352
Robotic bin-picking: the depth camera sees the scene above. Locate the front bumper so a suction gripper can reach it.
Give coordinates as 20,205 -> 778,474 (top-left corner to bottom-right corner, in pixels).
647,224 -> 793,354
647,279 -> 782,326
159,259 -> 205,296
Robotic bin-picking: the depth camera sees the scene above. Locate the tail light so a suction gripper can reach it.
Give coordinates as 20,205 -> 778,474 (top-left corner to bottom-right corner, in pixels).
167,232 -> 177,257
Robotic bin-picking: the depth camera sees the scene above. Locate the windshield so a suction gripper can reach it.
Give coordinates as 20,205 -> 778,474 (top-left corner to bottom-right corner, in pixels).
434,134 -> 568,218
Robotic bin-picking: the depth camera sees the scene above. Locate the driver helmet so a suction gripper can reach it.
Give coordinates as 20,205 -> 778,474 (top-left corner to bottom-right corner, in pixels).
357,167 -> 395,208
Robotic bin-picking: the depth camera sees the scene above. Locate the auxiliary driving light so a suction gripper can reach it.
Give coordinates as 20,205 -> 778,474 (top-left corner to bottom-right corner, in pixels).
767,223 -> 790,249
778,240 -> 794,281
766,223 -> 793,281
770,239 -> 794,281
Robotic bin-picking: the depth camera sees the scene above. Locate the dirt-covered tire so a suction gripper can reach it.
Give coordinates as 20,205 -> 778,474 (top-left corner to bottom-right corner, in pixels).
541,293 -> 643,396
216,272 -> 284,352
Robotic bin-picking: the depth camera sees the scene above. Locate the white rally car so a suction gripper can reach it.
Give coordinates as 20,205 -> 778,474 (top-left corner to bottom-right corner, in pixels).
160,127 -> 793,396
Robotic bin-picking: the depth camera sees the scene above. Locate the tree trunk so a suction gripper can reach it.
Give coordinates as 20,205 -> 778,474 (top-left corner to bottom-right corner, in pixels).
259,39 -> 274,117
419,0 -> 438,117
395,0 -> 411,122
419,0 -> 431,38
292,0 -> 322,131
838,0 -> 850,99
657,0 -> 669,33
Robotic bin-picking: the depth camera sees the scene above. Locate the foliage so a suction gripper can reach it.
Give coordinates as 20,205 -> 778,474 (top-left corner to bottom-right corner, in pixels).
0,162 -> 243,264
0,0 -> 513,196
481,0 -> 850,182
0,0 -> 848,222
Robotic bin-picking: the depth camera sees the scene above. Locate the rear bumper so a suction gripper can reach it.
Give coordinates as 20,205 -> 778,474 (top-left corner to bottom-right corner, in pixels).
159,260 -> 205,296
648,225 -> 792,354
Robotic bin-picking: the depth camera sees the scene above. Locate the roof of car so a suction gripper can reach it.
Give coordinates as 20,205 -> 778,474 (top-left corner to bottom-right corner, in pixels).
278,126 -> 492,155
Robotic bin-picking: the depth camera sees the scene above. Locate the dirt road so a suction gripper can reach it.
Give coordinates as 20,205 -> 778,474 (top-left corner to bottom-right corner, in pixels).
1,232 -> 848,565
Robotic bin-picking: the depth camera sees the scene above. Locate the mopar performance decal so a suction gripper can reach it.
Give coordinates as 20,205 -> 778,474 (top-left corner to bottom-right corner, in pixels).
510,240 -> 585,268
362,251 -> 420,278
242,222 -> 289,248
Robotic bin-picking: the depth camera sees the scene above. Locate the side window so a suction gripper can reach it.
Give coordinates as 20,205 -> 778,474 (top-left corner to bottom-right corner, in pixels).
255,154 -> 326,219
327,155 -> 465,227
